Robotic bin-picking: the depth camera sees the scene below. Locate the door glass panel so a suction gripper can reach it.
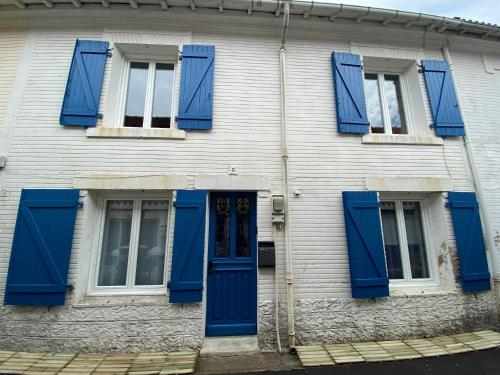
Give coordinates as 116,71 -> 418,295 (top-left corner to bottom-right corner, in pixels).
151,63 -> 174,128
403,201 -> 429,279
124,62 -> 149,127
381,201 -> 404,279
364,73 -> 384,133
384,74 -> 407,134
98,200 -> 133,286
236,197 -> 251,257
215,197 -> 230,257
135,200 -> 168,286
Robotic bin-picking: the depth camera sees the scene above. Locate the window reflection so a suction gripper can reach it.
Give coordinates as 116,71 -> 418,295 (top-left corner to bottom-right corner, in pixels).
381,201 -> 404,279
364,73 -> 384,133
384,75 -> 407,134
215,198 -> 231,257
236,198 -> 251,257
124,62 -> 149,127
152,63 -> 174,128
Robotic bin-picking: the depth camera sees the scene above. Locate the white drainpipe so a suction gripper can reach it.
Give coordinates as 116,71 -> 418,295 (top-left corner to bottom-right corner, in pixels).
441,44 -> 500,294
279,1 -> 296,352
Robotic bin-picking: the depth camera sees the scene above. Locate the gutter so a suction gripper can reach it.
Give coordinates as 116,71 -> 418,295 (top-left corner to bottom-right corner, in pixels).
4,0 -> 500,41
279,0 -> 296,352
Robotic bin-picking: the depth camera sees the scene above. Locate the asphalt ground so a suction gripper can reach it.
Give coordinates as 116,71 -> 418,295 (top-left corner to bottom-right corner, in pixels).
218,348 -> 500,375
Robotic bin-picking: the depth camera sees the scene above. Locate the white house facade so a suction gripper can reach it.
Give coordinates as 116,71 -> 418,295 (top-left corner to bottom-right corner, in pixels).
0,0 -> 499,353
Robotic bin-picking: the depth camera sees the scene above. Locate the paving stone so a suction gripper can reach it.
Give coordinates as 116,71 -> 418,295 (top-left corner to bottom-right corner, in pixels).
324,343 -> 365,364
351,342 -> 394,362
430,336 -> 473,354
404,338 -> 448,357
474,330 -> 500,345
296,346 -> 335,366
377,341 -> 421,360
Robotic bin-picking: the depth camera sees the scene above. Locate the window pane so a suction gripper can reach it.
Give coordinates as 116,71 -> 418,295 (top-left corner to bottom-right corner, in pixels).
151,63 -> 174,128
98,200 -> 133,286
124,62 -> 149,127
381,201 -> 404,279
135,200 -> 168,286
364,73 -> 384,133
236,197 -> 251,257
215,197 -> 230,257
403,201 -> 430,279
384,75 -> 407,134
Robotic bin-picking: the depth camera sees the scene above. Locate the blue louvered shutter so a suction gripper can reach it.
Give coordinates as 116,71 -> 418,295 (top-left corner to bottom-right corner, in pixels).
4,189 -> 80,306
448,192 -> 491,292
177,45 -> 215,130
60,40 -> 109,127
169,190 -> 207,303
342,191 -> 389,298
421,60 -> 465,137
331,52 -> 369,134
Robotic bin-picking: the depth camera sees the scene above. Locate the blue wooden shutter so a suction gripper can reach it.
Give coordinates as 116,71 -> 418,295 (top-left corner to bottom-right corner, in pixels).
178,45 -> 215,130
4,189 -> 80,306
448,192 -> 491,292
342,191 -> 389,298
331,52 -> 369,134
169,190 -> 207,303
421,60 -> 465,137
60,39 -> 109,127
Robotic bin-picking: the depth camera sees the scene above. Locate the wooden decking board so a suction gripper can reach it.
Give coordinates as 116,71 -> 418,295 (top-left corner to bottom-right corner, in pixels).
377,341 -> 421,360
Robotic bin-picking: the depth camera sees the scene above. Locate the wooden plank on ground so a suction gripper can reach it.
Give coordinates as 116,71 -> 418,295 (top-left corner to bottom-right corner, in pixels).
296,346 -> 335,367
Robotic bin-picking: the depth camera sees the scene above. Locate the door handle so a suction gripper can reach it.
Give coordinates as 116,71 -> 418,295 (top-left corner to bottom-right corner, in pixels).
207,261 -> 213,275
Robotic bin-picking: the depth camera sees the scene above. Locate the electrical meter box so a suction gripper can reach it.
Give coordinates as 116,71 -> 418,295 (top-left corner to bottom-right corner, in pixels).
272,195 -> 285,213
258,241 -> 276,267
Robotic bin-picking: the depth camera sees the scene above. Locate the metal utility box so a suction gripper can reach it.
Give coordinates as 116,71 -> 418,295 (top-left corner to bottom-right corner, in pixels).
258,241 -> 276,267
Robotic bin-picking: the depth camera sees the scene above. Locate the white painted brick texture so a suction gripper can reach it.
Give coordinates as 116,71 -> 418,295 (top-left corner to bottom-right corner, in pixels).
0,16 -> 497,352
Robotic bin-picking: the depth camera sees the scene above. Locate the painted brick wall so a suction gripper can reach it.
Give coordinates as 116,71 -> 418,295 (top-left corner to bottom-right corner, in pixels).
0,12 -> 497,352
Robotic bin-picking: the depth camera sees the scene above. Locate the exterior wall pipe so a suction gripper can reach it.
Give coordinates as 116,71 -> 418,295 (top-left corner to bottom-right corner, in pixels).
279,0 -> 296,352
441,44 -> 500,300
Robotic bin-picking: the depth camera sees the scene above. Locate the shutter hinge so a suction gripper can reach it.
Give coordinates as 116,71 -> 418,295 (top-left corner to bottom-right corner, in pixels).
97,113 -> 104,120
178,53 -> 182,61
107,49 -> 113,57
66,284 -> 74,292
174,116 -> 178,122
445,202 -> 450,208
173,200 -> 176,207
167,281 -> 171,289
77,202 -> 84,208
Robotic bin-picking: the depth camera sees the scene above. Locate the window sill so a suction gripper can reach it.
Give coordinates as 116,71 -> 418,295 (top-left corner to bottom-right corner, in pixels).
362,133 -> 443,146
86,127 -> 186,140
389,284 -> 457,297
73,292 -> 168,307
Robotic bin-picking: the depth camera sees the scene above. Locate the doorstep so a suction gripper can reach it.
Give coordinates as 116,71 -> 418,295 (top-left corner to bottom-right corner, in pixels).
296,330 -> 500,367
200,336 -> 259,357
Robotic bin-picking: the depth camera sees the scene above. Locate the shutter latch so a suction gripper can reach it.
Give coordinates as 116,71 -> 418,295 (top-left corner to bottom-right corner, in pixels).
178,52 -> 182,61
167,281 -> 171,289
106,49 -> 113,57
66,284 -> 74,292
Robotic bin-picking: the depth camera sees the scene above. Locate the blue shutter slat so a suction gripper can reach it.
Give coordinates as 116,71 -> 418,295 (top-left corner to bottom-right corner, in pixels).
60,39 -> 109,127
448,192 -> 491,292
342,191 -> 389,298
422,60 -> 465,137
331,52 -> 370,134
178,45 -> 215,130
4,189 -> 80,306
169,190 -> 207,303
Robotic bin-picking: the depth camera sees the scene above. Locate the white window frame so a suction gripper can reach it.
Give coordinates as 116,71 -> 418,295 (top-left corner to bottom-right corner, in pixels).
88,192 -> 172,295
379,194 -> 437,287
365,71 -> 411,136
118,58 -> 177,129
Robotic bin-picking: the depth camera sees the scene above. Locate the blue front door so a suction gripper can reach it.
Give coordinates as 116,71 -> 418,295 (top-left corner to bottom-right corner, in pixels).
206,192 -> 257,336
